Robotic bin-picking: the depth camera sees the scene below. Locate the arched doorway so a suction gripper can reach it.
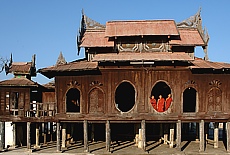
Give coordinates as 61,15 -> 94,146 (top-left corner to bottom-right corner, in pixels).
151,81 -> 172,112
115,81 -> 135,112
183,87 -> 196,112
66,88 -> 80,112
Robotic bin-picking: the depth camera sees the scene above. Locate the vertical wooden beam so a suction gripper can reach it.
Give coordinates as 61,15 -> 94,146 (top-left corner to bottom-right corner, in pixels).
50,122 -> 53,142
84,120 -> 89,152
227,122 -> 230,152
214,127 -> 219,148
169,129 -> 174,148
141,120 -> 146,151
27,122 -> 31,150
43,123 -> 47,146
199,120 -> 205,152
176,120 -> 181,151
0,122 -> 5,150
61,123 -> 66,149
66,123 -> 71,146
35,123 -> 40,148
56,122 -> 61,152
106,120 -> 111,152
12,123 -> 16,148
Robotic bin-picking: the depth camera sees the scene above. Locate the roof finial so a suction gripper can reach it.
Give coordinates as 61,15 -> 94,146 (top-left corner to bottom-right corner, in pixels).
56,51 -> 67,66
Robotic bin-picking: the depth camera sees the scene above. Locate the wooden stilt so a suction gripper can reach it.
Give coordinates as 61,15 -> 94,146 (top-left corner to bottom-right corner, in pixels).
84,120 -> 89,152
35,123 -> 40,148
27,122 -> 31,150
0,122 -> 5,150
214,123 -> 219,148
56,122 -> 61,152
12,123 -> 16,148
176,120 -> 181,150
226,122 -> 230,152
169,129 -> 174,148
106,120 -> 111,152
199,120 -> 205,152
50,122 -> 53,142
141,120 -> 146,151
62,123 -> 66,149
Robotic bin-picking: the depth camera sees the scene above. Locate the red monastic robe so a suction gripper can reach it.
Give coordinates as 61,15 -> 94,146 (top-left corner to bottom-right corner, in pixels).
165,97 -> 172,110
157,98 -> 165,112
150,98 -> 157,110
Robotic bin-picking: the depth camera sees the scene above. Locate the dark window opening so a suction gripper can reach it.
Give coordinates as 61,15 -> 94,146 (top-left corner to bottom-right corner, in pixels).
66,88 -> 80,112
115,82 -> 135,112
10,92 -> 19,115
151,81 -> 171,112
183,87 -> 196,112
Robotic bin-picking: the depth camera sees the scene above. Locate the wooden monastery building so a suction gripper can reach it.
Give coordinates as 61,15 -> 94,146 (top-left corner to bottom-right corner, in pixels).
1,9 -> 230,153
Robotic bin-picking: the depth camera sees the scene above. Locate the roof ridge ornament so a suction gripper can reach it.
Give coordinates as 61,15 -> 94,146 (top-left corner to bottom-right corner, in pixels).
56,51 -> 67,66
177,8 -> 202,29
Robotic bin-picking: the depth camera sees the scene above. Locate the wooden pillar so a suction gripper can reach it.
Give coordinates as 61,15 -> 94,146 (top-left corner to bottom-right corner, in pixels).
163,134 -> 168,144
50,122 -> 53,142
214,126 -> 219,148
199,120 -> 205,152
141,120 -> 146,151
56,122 -> 61,152
226,122 -> 230,152
106,120 -> 111,152
84,120 -> 89,152
27,122 -> 31,150
12,123 -> 16,148
169,129 -> 174,148
176,120 -> 181,150
35,123 -> 40,148
61,123 -> 66,149
0,122 -> 5,150
43,123 -> 47,146
70,123 -> 74,143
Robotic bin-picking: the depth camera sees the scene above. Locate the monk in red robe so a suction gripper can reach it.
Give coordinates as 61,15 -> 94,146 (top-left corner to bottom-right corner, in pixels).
150,95 -> 157,110
165,94 -> 172,110
157,95 -> 165,112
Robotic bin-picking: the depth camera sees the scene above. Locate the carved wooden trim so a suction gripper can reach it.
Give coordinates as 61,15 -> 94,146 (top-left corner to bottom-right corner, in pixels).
209,80 -> 221,88
67,81 -> 80,87
89,81 -> 103,86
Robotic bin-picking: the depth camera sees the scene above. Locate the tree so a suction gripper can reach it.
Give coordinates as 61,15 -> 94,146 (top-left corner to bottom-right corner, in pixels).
0,56 -> 10,73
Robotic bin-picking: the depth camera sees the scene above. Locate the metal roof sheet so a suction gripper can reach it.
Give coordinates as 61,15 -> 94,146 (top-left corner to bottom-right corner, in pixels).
38,61 -> 98,72
0,77 -> 38,87
92,52 -> 193,62
80,30 -> 113,47
8,62 -> 32,74
190,58 -> 230,69
170,28 -> 205,46
105,20 -> 179,37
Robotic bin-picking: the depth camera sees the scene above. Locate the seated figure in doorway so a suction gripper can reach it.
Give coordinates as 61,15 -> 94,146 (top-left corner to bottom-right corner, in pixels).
150,95 -> 157,110
165,94 -> 173,111
157,95 -> 165,112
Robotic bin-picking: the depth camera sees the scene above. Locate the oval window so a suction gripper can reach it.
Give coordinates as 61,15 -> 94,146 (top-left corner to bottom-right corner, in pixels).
115,82 -> 135,112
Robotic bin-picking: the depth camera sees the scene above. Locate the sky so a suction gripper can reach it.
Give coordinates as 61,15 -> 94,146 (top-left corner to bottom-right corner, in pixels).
0,0 -> 230,84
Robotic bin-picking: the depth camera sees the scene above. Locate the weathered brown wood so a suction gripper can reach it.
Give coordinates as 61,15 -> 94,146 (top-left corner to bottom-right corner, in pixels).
227,122 -> 230,152
105,120 -> 110,152
35,123 -> 40,147
0,121 -> 5,150
176,120 -> 181,150
199,120 -> 205,152
141,120 -> 146,151
61,123 -> 66,149
56,122 -> 61,152
27,122 -> 31,150
83,120 -> 89,152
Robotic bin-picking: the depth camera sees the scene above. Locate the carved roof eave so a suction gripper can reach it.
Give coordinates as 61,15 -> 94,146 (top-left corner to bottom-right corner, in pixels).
177,8 -> 209,46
